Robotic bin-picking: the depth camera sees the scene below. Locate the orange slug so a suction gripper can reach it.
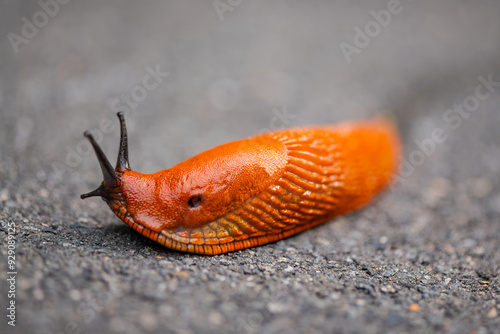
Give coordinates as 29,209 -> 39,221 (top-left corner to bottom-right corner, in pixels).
81,112 -> 401,255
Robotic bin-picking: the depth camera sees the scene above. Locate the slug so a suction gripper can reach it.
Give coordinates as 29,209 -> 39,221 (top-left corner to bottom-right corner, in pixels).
81,112 -> 401,255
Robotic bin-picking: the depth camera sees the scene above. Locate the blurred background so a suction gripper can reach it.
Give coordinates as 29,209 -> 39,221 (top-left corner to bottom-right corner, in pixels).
1,1 -> 499,333
1,0 -> 499,181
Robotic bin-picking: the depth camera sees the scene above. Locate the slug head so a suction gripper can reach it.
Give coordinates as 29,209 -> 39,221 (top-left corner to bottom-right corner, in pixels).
80,112 -> 130,203
82,112 -> 288,242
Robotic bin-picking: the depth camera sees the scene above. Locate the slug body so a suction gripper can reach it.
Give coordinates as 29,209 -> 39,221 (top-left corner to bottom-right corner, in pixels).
82,113 -> 400,255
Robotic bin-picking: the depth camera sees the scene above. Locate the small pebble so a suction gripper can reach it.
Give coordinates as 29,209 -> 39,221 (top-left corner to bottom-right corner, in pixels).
380,285 -> 397,294
208,311 -> 224,326
424,178 -> 450,206
42,227 -> 57,234
33,288 -> 44,301
0,188 -> 9,201
409,304 -> 420,312
38,188 -> 49,198
139,313 -> 159,331
471,178 -> 492,198
267,302 -> 288,313
173,271 -> 190,278
382,270 -> 396,277
487,307 -> 497,318
69,289 -> 82,301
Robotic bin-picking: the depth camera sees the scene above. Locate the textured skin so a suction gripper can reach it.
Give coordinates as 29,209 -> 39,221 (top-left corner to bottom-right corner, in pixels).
106,118 -> 401,255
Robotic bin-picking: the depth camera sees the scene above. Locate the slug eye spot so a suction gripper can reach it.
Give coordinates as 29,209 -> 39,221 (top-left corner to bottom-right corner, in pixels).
188,195 -> 202,208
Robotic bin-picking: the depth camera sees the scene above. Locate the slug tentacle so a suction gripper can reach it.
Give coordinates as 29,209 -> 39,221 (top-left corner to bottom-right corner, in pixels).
116,112 -> 131,172
80,113 -> 129,204
81,113 -> 401,255
83,130 -> 116,185
80,130 -> 117,200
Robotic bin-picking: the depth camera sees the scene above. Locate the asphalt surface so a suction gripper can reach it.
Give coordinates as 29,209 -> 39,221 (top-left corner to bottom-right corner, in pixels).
1,1 -> 499,333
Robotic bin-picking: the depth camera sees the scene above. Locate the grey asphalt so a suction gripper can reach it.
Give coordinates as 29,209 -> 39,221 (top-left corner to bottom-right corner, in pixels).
1,1 -> 499,333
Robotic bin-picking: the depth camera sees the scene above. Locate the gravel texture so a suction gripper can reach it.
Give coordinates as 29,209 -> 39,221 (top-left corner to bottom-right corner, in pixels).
1,1 -> 499,333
